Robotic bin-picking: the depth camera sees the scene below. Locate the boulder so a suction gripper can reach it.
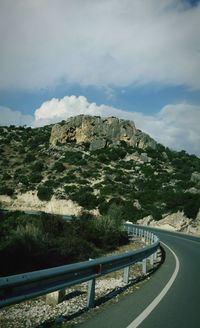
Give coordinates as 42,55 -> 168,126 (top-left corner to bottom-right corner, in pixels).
140,152 -> 151,163
191,172 -> 200,184
160,211 -> 191,231
137,215 -> 154,226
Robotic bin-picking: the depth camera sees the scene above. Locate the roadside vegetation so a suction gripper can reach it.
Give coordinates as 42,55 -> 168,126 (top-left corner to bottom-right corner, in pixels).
0,209 -> 128,277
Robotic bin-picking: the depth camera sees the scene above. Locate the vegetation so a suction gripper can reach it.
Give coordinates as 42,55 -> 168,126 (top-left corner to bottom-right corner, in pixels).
0,210 -> 128,276
37,185 -> 53,201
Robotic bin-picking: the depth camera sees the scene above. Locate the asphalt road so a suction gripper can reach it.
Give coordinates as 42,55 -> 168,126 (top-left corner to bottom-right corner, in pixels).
78,228 -> 200,328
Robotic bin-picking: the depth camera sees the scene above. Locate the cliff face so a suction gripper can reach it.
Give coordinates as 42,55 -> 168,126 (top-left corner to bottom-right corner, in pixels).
49,115 -> 157,151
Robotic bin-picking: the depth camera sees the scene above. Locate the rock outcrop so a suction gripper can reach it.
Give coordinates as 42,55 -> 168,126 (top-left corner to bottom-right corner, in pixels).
49,115 -> 157,151
0,192 -> 82,216
137,211 -> 200,236
191,172 -> 200,185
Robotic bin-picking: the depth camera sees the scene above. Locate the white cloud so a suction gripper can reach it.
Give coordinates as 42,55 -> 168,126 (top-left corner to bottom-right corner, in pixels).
133,104 -> 200,156
34,95 -> 125,126
0,0 -> 200,90
0,106 -> 34,126
34,95 -> 200,156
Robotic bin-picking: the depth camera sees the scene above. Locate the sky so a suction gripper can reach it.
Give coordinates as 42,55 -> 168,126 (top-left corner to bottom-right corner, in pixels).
0,0 -> 200,156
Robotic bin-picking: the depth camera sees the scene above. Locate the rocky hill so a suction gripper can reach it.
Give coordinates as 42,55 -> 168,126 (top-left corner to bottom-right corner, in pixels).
0,115 -> 200,234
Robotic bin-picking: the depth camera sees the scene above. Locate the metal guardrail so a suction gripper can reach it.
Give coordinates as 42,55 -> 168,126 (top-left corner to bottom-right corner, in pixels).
0,223 -> 160,308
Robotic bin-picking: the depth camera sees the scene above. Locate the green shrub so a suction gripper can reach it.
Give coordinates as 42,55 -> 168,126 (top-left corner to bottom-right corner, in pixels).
2,172 -> 11,180
18,175 -> 29,186
53,161 -> 65,172
100,184 -> 114,196
63,151 -> 83,164
44,179 -> 60,188
70,189 -> 98,209
29,173 -> 43,183
61,172 -> 77,183
32,161 -> 44,171
98,200 -> 110,215
24,153 -> 36,163
0,186 -> 14,196
37,185 -> 53,201
89,208 -> 129,250
183,194 -> 200,219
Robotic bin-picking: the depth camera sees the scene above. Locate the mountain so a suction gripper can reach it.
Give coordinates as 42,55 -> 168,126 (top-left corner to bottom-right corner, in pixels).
0,115 -> 200,234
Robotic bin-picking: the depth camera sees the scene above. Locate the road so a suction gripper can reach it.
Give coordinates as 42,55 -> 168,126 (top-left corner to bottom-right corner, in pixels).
78,228 -> 200,328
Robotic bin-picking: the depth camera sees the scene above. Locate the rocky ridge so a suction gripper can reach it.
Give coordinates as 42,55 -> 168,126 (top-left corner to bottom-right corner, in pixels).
49,115 -> 157,151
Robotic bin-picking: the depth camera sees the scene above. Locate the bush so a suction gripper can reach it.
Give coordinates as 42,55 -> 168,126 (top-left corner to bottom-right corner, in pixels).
18,175 -> 29,186
0,186 -> 14,196
183,194 -> 200,219
2,172 -> 11,180
63,151 -> 83,165
37,185 -> 53,201
61,172 -> 77,183
100,184 -> 114,196
98,200 -> 110,215
43,179 -> 59,189
53,161 -> 65,172
32,161 -> 44,171
70,188 -> 98,209
29,173 -> 43,183
89,208 -> 129,250
24,153 -> 36,163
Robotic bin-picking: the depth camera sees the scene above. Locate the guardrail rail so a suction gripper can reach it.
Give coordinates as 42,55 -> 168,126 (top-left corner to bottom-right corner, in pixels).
0,223 -> 160,309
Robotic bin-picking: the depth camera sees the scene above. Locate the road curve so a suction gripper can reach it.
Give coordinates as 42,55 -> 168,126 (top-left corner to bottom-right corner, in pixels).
78,228 -> 200,328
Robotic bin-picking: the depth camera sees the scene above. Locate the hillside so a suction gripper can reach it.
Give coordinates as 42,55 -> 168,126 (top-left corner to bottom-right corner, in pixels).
0,115 -> 200,233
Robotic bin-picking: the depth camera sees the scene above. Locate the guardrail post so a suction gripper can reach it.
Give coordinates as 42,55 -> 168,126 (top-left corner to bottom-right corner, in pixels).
123,266 -> 130,284
154,250 -> 157,262
46,289 -> 65,305
147,231 -> 150,243
150,254 -> 154,266
142,258 -> 147,275
87,278 -> 96,308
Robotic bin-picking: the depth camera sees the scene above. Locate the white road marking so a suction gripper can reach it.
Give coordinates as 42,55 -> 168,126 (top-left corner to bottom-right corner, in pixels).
127,241 -> 180,328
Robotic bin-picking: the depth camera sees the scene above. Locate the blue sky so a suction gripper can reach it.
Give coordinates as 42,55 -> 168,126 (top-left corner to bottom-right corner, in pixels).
0,0 -> 200,156
1,83 -> 200,117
